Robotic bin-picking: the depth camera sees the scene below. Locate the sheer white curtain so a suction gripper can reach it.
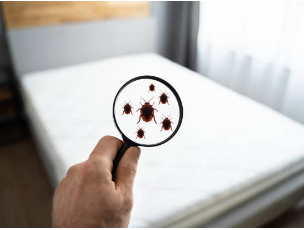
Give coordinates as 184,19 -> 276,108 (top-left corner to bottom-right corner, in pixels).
196,1 -> 303,123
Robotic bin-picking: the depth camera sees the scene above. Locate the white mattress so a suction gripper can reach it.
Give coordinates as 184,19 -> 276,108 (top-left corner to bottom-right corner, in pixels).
19,53 -> 304,227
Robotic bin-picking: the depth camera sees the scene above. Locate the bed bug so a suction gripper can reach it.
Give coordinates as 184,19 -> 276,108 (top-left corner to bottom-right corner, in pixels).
158,91 -> 169,105
136,96 -> 158,124
136,127 -> 146,139
149,83 -> 156,92
122,101 -> 133,115
160,115 -> 174,132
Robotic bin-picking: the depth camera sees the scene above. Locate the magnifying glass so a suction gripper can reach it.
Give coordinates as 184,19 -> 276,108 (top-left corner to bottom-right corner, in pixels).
112,75 -> 183,176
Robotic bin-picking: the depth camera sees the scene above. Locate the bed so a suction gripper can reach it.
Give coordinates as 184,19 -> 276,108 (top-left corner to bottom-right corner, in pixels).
18,53 -> 303,227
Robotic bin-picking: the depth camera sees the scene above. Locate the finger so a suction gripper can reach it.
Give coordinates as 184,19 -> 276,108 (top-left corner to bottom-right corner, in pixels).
90,136 -> 123,162
115,147 -> 141,192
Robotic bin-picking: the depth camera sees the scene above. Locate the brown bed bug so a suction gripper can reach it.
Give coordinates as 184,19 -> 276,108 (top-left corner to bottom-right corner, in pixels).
122,101 -> 133,115
136,96 -> 158,124
149,83 -> 156,92
136,127 -> 146,139
160,115 -> 174,132
158,91 -> 169,105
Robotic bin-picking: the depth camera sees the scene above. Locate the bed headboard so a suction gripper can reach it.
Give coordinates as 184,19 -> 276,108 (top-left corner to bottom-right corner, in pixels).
6,17 -> 155,76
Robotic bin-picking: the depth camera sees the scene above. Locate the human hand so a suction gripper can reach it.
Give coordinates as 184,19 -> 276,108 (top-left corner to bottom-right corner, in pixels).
51,136 -> 141,227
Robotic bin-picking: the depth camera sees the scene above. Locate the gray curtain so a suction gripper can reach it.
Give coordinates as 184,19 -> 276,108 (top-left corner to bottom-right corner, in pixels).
152,1 -> 200,71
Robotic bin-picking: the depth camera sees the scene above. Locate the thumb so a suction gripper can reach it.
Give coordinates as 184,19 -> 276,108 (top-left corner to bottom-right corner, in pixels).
115,147 -> 141,192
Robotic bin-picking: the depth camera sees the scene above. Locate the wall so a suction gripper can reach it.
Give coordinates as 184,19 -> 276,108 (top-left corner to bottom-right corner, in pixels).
2,2 -> 155,76
7,18 -> 155,76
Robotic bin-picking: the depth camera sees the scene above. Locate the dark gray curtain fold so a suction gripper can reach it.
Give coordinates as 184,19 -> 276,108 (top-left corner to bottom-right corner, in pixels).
153,1 -> 199,71
167,1 -> 199,71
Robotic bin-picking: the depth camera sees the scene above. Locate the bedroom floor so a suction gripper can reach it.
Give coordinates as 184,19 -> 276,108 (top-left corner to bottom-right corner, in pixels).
0,135 -> 53,227
0,134 -> 304,227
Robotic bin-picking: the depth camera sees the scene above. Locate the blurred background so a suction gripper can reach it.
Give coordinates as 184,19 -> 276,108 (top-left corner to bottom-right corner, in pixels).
0,1 -> 304,228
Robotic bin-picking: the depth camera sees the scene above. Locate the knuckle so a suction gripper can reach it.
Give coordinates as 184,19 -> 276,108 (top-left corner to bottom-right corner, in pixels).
89,157 -> 109,172
59,177 -> 66,186
99,135 -> 113,143
81,160 -> 108,180
97,136 -> 109,146
66,165 -> 78,177
82,160 -> 98,177
91,155 -> 109,167
98,135 -> 122,146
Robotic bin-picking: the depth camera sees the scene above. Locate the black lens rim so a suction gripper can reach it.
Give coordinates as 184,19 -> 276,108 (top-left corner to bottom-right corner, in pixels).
113,75 -> 183,147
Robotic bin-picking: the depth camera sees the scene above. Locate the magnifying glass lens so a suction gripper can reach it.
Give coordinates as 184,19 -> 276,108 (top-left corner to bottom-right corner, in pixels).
114,78 -> 181,146
111,76 -> 183,176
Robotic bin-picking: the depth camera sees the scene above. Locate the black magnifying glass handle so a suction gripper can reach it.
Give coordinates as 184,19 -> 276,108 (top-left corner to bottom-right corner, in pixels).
112,136 -> 137,178
112,142 -> 131,177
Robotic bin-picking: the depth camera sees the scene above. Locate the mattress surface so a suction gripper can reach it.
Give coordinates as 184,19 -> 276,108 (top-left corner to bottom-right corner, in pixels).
20,53 -> 304,227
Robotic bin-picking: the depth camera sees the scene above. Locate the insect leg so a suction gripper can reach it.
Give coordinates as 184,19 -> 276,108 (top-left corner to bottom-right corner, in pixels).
137,115 -> 142,124
122,110 -> 125,115
136,108 -> 140,112
160,126 -> 163,132
171,126 -> 173,132
153,115 -> 157,124
154,108 -> 158,112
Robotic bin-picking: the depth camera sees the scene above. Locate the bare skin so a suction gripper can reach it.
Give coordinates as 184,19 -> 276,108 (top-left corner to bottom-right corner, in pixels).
52,136 -> 141,227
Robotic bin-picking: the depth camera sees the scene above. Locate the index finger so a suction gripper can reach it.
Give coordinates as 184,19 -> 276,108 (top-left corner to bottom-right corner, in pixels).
90,136 -> 123,162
